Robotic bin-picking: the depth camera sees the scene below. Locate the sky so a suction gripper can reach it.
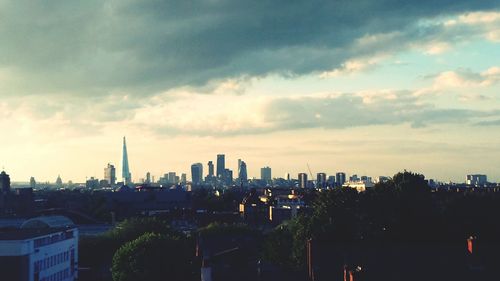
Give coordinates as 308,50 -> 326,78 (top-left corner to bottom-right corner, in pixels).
0,1 -> 499,183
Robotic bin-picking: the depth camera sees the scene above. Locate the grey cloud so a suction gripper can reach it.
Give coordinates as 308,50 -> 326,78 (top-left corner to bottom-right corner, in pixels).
150,91 -> 500,136
264,93 -> 497,130
475,119 -> 500,126
0,0 -> 498,96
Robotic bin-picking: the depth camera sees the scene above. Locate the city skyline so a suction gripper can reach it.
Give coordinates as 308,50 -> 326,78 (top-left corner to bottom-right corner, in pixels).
3,136 -> 497,184
0,2 -> 499,183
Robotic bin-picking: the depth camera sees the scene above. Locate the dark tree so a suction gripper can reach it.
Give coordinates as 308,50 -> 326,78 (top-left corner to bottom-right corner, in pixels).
111,232 -> 195,281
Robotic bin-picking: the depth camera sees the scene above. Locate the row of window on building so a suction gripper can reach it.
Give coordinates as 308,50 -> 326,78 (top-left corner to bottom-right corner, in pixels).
34,250 -> 71,272
39,268 -> 71,281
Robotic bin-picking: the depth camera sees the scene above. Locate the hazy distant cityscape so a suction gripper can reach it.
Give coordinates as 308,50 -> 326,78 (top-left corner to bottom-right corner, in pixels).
1,137 -> 500,281
11,137 -> 497,192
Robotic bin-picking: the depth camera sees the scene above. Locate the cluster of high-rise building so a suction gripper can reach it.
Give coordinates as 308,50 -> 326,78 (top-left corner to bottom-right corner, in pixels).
190,154 -> 247,187
21,137 -> 497,190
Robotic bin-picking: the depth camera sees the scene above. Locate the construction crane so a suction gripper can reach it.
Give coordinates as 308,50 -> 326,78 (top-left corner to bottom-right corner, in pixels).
307,163 -> 314,180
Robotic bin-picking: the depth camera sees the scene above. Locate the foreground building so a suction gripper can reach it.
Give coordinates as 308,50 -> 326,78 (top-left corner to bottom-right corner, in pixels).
0,216 -> 78,281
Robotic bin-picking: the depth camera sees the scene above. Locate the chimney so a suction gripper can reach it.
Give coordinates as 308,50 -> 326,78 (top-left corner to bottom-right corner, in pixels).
344,265 -> 363,281
467,236 -> 475,255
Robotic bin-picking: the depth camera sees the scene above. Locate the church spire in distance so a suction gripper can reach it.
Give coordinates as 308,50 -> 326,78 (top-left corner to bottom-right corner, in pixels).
122,136 -> 131,185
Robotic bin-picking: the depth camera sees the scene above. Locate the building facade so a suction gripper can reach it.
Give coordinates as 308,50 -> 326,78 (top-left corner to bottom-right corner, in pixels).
0,216 -> 78,281
238,161 -> 248,183
316,173 -> 327,189
104,163 -> 116,185
298,173 -> 308,189
122,137 -> 132,185
216,154 -> 225,178
261,167 -> 272,182
191,163 -> 203,185
466,174 -> 487,186
336,172 -> 346,187
0,171 -> 11,194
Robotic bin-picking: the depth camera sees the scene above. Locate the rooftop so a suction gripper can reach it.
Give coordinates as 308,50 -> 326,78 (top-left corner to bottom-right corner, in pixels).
0,227 -> 72,240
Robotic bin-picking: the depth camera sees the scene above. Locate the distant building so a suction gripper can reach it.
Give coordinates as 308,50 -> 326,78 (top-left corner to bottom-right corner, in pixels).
375,176 -> 390,183
298,173 -> 308,188
168,172 -> 177,184
208,161 -> 214,177
349,174 -> 359,182
29,177 -> 36,189
238,161 -> 248,183
181,173 -> 187,184
336,172 -> 346,187
145,172 -> 151,184
343,176 -> 374,192
238,159 -> 242,179
316,173 -> 327,188
261,167 -> 272,182
104,163 -> 116,185
85,177 -> 99,189
216,154 -> 225,178
55,175 -> 63,188
0,171 -> 9,213
191,163 -> 203,185
0,216 -> 79,281
269,194 -> 306,225
239,189 -> 267,224
99,179 -> 109,188
466,174 -> 487,186
327,175 -> 336,187
224,169 -> 233,185
0,171 -> 11,194
122,137 -> 132,185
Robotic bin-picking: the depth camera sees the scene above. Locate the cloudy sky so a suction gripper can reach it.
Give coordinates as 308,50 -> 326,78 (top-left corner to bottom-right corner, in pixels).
1,1 -> 499,183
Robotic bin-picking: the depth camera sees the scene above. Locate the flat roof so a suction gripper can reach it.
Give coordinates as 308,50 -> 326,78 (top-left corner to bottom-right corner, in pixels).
0,227 -> 73,241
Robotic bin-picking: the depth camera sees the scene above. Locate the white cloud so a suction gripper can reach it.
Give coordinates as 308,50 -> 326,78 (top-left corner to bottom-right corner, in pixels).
443,11 -> 500,43
424,42 -> 452,55
416,66 -> 500,96
452,11 -> 500,25
319,57 -> 385,78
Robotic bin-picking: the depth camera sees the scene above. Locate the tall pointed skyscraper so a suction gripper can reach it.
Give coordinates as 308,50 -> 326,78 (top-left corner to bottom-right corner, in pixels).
122,136 -> 132,185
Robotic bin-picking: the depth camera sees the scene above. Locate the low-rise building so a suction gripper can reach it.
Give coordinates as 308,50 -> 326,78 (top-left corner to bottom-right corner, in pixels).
269,194 -> 306,225
343,180 -> 374,192
0,216 -> 78,281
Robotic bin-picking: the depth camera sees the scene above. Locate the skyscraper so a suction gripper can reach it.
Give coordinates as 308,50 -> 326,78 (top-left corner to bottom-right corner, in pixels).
207,161 -> 214,177
224,168 -> 233,185
168,172 -> 177,184
191,163 -> 203,185
216,154 -> 225,178
316,173 -> 327,189
122,137 -> 131,185
0,171 -> 11,194
327,175 -> 336,187
238,161 -> 248,183
336,172 -> 346,187
145,172 -> 151,184
298,173 -> 308,188
104,163 -> 116,185
238,159 -> 242,177
261,167 -> 272,182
